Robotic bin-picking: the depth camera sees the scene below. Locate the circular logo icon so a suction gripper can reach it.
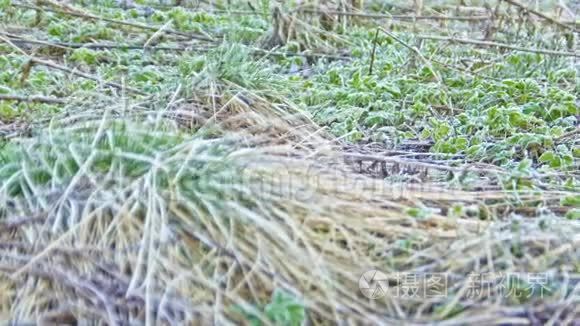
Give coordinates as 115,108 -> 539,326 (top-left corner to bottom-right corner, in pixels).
359,270 -> 389,299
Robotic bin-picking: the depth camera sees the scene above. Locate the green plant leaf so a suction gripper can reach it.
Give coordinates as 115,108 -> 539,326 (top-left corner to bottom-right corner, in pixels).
566,209 -> 580,220
264,289 -> 305,326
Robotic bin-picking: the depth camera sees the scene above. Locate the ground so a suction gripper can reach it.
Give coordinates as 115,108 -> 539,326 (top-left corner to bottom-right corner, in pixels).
0,0 -> 579,324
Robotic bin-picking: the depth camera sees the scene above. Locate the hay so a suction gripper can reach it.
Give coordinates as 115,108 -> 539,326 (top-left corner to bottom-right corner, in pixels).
0,108 -> 577,324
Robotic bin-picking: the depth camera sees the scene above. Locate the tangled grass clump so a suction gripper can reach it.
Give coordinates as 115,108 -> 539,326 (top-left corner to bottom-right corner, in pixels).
0,110 -> 578,324
0,113 -> 397,323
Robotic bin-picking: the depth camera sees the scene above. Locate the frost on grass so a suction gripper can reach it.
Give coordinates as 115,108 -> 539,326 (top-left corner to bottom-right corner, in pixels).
0,0 -> 579,324
0,114 -> 577,324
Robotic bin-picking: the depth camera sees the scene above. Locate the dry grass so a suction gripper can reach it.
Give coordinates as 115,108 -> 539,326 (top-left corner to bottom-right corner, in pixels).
0,0 -> 578,324
0,99 -> 578,324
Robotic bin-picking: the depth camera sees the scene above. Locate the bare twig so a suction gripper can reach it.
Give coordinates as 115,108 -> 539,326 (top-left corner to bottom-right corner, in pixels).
300,9 -> 491,21
3,33 -> 208,51
417,34 -> 580,58
11,2 -> 214,42
343,152 -> 508,175
4,36 -> 350,61
501,0 -> 577,32
368,28 -> 379,75
0,32 -> 146,95
0,94 -> 66,104
0,32 -> 72,50
243,47 -> 351,61
160,7 -> 580,27
32,58 -> 146,95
